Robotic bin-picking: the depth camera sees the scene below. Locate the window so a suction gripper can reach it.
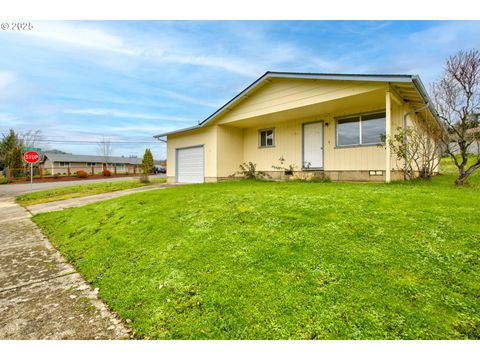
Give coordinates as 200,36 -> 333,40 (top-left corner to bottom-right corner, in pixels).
337,112 -> 386,147
337,117 -> 360,146
259,129 -> 275,148
86,162 -> 96,166
58,162 -> 70,167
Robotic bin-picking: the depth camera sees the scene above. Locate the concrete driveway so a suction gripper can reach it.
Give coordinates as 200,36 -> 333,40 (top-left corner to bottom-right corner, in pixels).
0,174 -> 166,197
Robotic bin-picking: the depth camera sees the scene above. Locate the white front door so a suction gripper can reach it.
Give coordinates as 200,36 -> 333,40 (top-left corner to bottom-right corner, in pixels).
176,146 -> 204,183
303,122 -> 324,169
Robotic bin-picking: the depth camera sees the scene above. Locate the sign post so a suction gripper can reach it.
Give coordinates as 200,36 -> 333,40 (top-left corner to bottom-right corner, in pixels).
23,148 -> 41,192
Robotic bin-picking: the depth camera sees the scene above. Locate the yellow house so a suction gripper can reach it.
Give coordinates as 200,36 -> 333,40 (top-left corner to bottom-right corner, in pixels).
155,72 -> 442,183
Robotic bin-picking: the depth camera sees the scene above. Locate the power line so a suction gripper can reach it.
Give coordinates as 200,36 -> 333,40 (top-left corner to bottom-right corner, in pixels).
29,139 -> 163,144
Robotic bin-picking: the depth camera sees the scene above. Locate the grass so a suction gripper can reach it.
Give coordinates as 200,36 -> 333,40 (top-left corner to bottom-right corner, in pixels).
17,177 -> 166,206
32,162 -> 480,339
439,155 -> 479,176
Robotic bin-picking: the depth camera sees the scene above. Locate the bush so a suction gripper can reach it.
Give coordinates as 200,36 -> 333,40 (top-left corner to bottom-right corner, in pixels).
0,176 -> 8,184
234,162 -> 269,180
102,169 -> 112,177
53,173 -> 60,179
76,170 -> 88,178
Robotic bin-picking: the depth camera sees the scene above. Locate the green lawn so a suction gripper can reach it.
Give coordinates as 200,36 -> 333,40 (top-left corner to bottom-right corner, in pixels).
32,166 -> 480,339
17,177 -> 166,206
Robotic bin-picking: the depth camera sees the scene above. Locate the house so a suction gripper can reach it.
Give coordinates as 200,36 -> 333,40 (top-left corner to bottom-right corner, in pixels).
447,127 -> 480,155
42,152 -> 143,175
154,72 -> 443,183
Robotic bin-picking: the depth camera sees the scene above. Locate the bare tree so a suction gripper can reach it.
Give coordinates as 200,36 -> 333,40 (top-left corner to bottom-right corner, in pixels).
386,125 -> 442,180
431,49 -> 480,185
97,136 -> 113,168
21,130 -> 44,148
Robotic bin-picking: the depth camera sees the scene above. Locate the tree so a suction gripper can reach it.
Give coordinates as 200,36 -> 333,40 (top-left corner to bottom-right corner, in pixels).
5,146 -> 23,177
142,148 -> 154,174
97,136 -> 113,168
385,126 -> 442,179
21,129 -> 43,148
0,129 -> 23,172
0,129 -> 21,171
431,49 -> 480,185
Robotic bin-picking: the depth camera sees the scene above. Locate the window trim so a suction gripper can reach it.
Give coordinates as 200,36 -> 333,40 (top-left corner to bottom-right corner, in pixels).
335,110 -> 386,148
258,128 -> 275,148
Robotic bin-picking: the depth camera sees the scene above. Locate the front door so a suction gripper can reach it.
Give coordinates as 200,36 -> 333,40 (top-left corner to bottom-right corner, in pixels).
303,122 -> 323,169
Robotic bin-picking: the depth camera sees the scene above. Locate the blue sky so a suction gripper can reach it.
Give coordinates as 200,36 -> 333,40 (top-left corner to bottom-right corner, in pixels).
1,20 -> 480,159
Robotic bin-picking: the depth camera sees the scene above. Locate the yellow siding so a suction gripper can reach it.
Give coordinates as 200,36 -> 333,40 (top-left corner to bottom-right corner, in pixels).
167,126 -> 217,179
216,78 -> 386,125
243,119 -> 302,172
165,78 -> 441,182
241,103 -> 388,173
217,125 -> 244,178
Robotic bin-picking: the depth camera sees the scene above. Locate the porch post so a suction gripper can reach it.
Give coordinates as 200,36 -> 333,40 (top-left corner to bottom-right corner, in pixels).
385,88 -> 392,183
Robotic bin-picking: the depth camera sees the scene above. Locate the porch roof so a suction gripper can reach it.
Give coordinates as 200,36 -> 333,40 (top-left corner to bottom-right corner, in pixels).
154,71 -> 441,138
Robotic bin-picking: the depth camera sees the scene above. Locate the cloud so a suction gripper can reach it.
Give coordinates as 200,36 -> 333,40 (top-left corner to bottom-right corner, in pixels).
63,108 -> 195,122
0,71 -> 16,91
157,89 -> 220,108
0,113 -> 28,128
22,22 -> 142,56
17,21 -> 333,78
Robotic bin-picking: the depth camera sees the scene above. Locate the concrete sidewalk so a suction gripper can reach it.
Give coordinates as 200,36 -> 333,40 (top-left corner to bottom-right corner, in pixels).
26,182 -> 178,215
0,174 -> 166,197
0,197 -> 131,339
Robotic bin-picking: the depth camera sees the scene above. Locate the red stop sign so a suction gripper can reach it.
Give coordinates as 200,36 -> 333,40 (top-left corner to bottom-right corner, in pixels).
24,151 -> 40,164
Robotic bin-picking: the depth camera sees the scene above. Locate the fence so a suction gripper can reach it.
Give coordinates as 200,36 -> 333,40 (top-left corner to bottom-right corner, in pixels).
3,164 -> 145,181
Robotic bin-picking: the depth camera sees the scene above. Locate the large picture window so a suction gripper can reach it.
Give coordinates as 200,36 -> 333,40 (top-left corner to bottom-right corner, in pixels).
336,112 -> 386,147
259,128 -> 275,148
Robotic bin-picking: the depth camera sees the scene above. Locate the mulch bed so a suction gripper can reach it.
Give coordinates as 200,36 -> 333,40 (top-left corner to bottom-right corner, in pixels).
4,174 -> 143,184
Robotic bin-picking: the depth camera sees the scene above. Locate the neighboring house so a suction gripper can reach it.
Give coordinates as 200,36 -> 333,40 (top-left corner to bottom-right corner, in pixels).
42,153 -> 143,175
447,127 -> 480,155
154,72 -> 443,183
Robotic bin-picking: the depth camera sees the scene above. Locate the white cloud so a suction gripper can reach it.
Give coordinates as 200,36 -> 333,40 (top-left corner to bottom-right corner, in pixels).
0,71 -> 16,91
0,113 -> 28,127
63,108 -> 195,122
18,21 -> 333,77
157,89 -> 220,108
23,22 -> 142,56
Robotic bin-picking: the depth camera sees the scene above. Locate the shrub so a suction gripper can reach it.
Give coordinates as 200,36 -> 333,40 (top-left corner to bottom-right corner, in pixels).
272,156 -> 296,175
290,172 -> 330,182
53,173 -> 60,179
234,162 -> 269,180
76,170 -> 88,178
102,169 -> 112,177
0,176 -> 8,184
44,170 -> 51,176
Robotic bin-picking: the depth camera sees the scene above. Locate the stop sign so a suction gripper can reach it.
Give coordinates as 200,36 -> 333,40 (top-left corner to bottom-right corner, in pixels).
24,151 -> 40,164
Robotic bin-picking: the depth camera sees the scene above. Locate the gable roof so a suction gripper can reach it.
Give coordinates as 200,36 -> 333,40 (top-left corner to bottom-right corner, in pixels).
154,71 -> 441,138
43,152 -> 143,165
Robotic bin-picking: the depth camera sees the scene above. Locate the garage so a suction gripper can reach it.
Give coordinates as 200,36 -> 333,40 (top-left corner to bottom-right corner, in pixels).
176,146 -> 204,183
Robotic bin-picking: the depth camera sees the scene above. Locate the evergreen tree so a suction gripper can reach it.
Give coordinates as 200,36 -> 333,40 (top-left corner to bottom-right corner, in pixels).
0,129 -> 21,170
5,146 -> 23,177
142,148 -> 154,174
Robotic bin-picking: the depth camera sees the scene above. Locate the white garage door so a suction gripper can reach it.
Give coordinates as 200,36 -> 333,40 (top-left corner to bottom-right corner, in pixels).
176,146 -> 204,183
